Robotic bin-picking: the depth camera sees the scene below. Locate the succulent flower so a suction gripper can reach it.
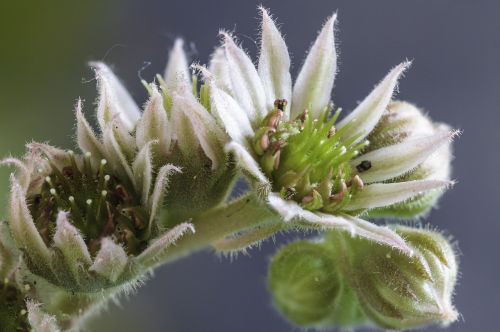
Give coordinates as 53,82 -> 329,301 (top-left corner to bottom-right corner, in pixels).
196,7 -> 458,252
330,226 -> 459,330
0,41 -> 237,295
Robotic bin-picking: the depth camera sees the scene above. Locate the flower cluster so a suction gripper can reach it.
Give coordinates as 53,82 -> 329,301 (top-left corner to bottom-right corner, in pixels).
268,226 -> 458,330
0,6 -> 459,331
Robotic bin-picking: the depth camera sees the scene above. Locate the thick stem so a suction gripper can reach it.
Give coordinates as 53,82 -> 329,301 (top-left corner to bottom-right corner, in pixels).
160,194 -> 280,263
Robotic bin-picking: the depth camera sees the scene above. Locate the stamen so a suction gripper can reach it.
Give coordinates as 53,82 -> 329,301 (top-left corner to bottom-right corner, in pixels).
96,190 -> 107,221
85,199 -> 94,225
68,196 -> 85,225
83,152 -> 93,179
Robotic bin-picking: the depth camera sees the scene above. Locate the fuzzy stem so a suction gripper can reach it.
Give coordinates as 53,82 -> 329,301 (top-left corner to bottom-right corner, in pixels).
160,193 -> 280,263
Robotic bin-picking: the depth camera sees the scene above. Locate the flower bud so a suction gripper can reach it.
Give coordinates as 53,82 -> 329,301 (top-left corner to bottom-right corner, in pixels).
268,240 -> 365,328
366,101 -> 454,218
331,226 -> 459,330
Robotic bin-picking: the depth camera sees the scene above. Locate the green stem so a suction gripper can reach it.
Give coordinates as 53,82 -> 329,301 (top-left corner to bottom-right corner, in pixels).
161,194 -> 280,263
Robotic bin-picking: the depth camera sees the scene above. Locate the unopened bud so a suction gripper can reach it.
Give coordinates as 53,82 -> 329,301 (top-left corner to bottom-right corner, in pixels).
332,226 -> 459,330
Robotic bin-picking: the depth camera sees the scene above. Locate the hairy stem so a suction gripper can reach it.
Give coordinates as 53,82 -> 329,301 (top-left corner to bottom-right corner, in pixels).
160,194 -> 280,263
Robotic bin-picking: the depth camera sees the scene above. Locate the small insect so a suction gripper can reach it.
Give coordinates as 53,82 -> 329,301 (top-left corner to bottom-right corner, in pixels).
274,99 -> 288,111
356,160 -> 372,173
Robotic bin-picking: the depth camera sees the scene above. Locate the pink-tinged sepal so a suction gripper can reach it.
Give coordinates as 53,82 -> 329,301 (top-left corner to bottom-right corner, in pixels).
89,238 -> 128,283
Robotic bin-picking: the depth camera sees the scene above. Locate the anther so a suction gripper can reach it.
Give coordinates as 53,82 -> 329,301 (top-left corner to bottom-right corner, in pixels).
327,127 -> 336,138
302,195 -> 314,204
274,99 -> 288,111
330,191 -> 345,202
356,160 -> 372,173
352,175 -> 364,189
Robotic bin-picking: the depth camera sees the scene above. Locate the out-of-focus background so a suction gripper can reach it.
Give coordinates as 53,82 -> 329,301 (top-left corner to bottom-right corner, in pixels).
1,0 -> 498,331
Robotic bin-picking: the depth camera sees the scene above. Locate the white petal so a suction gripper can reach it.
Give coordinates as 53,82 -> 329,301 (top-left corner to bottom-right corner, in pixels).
90,238 -> 128,282
204,72 -> 254,146
75,99 -> 105,160
136,89 -> 171,154
208,47 -> 233,94
91,62 -> 140,131
8,176 -> 52,267
53,211 -> 92,273
27,301 -> 60,332
291,14 -> 337,119
103,124 -> 134,183
149,164 -> 182,231
171,91 -> 225,169
222,32 -> 267,123
352,130 -> 458,183
164,38 -> 191,91
267,192 -> 412,254
337,214 -> 413,255
136,223 -> 195,267
132,142 -> 155,205
258,7 -> 292,115
345,180 -> 453,211
337,62 -> 410,144
225,142 -> 268,186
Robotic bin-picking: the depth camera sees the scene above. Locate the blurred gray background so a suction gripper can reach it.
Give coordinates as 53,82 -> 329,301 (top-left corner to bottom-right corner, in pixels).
1,0 -> 499,331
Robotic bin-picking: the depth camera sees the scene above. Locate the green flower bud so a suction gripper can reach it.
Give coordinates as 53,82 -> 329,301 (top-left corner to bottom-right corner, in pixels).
331,226 -> 459,330
365,101 -> 455,219
268,240 -> 365,328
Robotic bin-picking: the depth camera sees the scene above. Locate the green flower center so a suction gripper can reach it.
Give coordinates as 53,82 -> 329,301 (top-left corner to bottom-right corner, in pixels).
253,100 -> 369,212
28,152 -> 149,256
